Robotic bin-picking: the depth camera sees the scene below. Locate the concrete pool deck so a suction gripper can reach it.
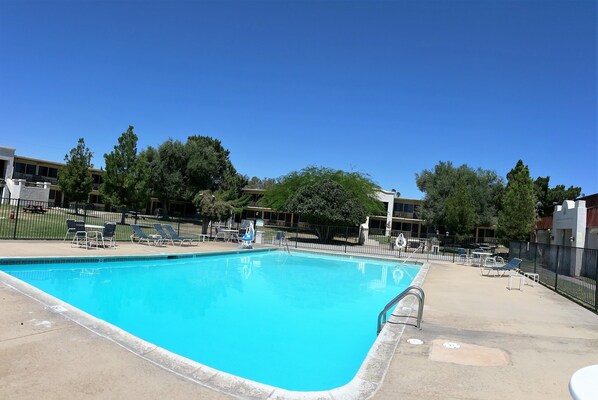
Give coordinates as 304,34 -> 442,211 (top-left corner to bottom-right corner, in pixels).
1,241 -> 597,399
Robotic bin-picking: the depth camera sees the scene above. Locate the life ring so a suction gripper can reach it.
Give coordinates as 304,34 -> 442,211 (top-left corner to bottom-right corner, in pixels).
395,233 -> 407,249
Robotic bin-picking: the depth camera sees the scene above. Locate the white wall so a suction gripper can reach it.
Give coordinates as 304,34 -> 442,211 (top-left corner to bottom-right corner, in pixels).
3,179 -> 50,204
376,190 -> 396,236
0,146 -> 16,199
552,200 -> 587,275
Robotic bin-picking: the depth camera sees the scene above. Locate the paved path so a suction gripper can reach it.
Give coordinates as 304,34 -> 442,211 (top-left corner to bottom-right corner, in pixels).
1,241 -> 597,399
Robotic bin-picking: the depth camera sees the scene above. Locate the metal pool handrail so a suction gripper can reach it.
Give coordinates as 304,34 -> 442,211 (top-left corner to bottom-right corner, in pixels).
377,285 -> 425,335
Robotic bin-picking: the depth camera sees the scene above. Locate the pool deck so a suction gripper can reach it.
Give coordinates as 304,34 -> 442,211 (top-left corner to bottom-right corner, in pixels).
1,240 -> 597,399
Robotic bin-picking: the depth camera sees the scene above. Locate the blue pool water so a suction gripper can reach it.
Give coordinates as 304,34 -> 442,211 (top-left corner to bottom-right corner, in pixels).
1,251 -> 420,391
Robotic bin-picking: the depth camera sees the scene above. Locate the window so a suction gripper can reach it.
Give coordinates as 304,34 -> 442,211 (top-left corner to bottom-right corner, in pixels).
404,204 -> 414,213
48,168 -> 58,178
39,166 -> 49,176
14,162 -> 26,173
25,164 -> 36,175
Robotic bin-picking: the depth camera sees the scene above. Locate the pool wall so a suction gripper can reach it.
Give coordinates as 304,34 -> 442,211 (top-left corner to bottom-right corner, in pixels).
0,249 -> 430,400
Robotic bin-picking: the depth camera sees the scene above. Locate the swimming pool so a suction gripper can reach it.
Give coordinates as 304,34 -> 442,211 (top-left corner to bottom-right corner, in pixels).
0,250 -> 421,392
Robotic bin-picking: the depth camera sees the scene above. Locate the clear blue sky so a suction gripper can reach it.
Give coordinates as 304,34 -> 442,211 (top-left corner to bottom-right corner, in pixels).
1,0 -> 596,198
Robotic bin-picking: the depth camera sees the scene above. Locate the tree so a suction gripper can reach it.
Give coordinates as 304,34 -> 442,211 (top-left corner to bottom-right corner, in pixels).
497,160 -> 536,241
286,178 -> 370,241
260,167 -> 383,237
246,176 -> 277,189
140,135 -> 246,219
100,126 -> 150,223
534,176 -> 582,217
193,189 -> 247,233
415,161 -> 504,236
139,139 -> 187,219
444,185 -> 477,238
58,138 -> 93,204
185,136 -> 237,196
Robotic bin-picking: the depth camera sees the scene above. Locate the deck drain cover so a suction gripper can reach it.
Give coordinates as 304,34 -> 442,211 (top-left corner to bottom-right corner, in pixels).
407,338 -> 424,345
443,342 -> 461,349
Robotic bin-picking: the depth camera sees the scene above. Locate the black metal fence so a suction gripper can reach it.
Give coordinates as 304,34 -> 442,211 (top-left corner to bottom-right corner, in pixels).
0,198 -> 203,241
510,241 -> 598,312
259,224 -> 501,263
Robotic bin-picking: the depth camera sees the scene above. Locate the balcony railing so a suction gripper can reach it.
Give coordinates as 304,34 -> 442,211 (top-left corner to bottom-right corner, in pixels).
12,172 -> 58,185
393,211 -> 416,219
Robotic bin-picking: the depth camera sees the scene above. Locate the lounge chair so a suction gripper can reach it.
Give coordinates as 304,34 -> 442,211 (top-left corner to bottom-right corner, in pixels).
153,223 -> 174,245
480,257 -> 523,277
70,221 -> 88,248
163,224 -> 199,246
130,224 -> 164,246
89,223 -> 117,248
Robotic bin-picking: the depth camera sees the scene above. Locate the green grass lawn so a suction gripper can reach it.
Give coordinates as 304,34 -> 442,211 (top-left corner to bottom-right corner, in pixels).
0,205 -> 202,242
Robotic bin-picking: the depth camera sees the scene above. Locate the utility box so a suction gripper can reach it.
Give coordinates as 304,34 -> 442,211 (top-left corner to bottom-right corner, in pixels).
255,231 -> 264,244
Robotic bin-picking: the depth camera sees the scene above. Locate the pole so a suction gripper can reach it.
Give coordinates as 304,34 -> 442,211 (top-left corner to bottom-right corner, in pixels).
13,198 -> 20,240
533,243 -> 538,274
554,244 -> 560,290
345,226 -> 348,254
594,252 -> 598,313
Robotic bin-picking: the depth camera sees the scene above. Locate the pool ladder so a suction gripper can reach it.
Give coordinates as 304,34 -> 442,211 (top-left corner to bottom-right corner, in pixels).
377,286 -> 425,335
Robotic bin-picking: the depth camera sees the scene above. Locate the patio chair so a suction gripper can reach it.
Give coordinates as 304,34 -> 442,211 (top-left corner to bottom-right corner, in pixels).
130,224 -> 164,246
64,219 -> 78,241
213,228 -> 228,241
457,248 -> 472,265
70,221 -> 89,248
89,223 -> 117,248
163,224 -> 199,246
275,231 -> 287,246
480,258 -> 523,277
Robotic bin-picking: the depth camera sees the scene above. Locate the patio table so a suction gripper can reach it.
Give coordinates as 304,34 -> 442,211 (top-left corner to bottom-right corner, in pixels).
569,364 -> 598,400
471,251 -> 492,266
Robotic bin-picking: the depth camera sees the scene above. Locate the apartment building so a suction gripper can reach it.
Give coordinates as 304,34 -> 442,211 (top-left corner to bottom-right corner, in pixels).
0,146 -> 103,207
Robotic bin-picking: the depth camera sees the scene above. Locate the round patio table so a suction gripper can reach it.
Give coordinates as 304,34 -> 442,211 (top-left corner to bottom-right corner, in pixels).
569,364 -> 598,400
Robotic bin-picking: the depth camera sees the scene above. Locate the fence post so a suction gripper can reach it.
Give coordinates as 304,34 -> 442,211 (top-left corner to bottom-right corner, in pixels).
83,203 -> 88,225
594,255 -> 598,313
518,241 -> 522,259
295,225 -> 298,249
345,226 -> 348,254
554,245 -> 560,290
533,243 -> 538,274
13,198 -> 20,240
